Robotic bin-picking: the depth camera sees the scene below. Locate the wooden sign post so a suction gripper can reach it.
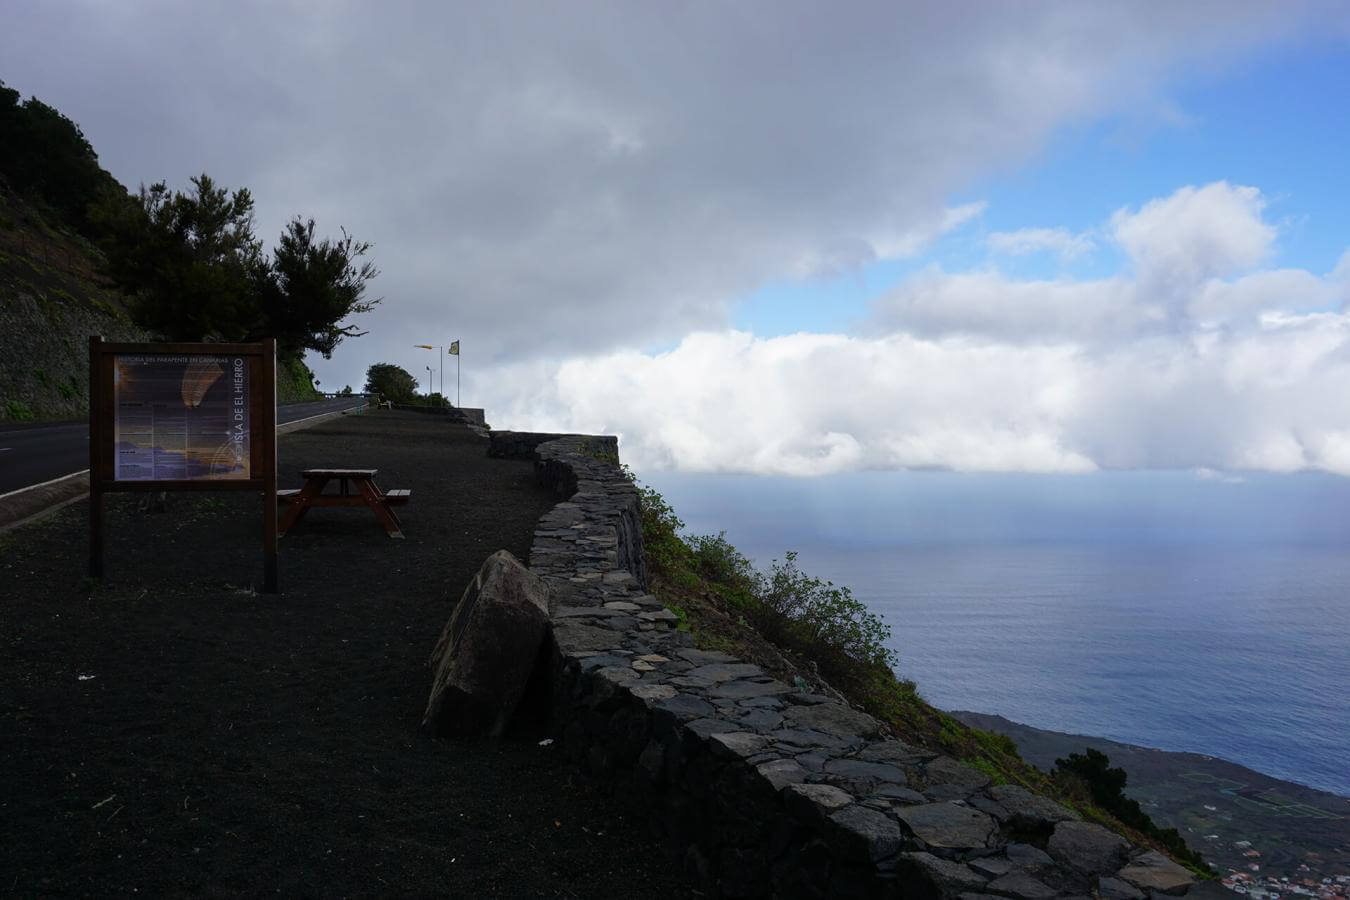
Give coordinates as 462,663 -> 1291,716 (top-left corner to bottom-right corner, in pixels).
88,337 -> 279,592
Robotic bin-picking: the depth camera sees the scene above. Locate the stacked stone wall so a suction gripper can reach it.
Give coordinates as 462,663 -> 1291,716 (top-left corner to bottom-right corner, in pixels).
392,404 -> 487,427
502,432 -> 1197,899
454,407 -> 487,427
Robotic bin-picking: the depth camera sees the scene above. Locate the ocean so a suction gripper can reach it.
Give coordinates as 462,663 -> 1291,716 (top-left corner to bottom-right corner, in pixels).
642,470 -> 1350,798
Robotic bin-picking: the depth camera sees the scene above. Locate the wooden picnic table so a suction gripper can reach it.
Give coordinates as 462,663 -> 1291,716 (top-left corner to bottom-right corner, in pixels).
277,468 -> 410,539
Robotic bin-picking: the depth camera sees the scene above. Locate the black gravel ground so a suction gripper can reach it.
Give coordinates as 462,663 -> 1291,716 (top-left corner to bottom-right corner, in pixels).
0,409 -> 692,898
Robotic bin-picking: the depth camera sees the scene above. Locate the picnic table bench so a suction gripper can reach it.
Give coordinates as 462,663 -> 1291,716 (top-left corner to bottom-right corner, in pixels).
277,468 -> 410,538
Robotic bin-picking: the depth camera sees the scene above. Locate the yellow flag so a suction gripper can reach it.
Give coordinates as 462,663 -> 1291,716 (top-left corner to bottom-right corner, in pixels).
449,340 -> 460,355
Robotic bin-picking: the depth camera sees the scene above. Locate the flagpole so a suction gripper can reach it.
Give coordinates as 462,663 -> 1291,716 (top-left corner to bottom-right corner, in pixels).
449,339 -> 461,407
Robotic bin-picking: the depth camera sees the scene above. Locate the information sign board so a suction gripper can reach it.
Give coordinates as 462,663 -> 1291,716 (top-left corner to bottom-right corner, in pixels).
88,337 -> 278,592
113,353 -> 252,481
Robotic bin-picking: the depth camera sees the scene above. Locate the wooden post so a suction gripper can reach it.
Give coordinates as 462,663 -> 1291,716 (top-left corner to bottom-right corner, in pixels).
88,335 -> 104,579
261,338 -> 279,593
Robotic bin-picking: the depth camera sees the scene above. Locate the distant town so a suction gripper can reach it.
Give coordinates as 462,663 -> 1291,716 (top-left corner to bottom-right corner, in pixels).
1220,838 -> 1349,898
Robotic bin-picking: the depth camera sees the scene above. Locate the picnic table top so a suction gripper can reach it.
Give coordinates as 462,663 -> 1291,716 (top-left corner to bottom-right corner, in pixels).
301,468 -> 378,478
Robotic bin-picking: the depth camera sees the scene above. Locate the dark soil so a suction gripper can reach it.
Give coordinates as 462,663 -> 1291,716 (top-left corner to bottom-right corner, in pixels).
0,410 -> 693,898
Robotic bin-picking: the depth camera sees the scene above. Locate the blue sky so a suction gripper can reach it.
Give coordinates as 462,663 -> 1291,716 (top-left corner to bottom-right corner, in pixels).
735,37 -> 1350,339
973,39 -> 1350,274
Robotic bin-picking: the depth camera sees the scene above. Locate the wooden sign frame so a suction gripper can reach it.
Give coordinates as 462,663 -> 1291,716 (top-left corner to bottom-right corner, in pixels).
88,336 -> 279,592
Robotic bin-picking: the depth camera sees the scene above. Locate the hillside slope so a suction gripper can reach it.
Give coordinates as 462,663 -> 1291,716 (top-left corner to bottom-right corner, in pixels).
953,711 -> 1350,883
0,178 -> 147,421
0,179 -> 324,423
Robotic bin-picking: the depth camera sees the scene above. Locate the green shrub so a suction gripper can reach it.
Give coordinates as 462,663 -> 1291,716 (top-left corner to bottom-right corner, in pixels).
629,472 -> 898,692
1055,748 -> 1213,874
4,399 -> 35,421
664,601 -> 691,632
688,531 -> 755,586
972,726 -> 1019,758
755,551 -> 897,672
631,474 -> 693,576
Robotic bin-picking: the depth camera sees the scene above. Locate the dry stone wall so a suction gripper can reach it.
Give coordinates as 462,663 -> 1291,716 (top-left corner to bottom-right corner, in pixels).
496,432 -> 1199,900
392,404 -> 487,427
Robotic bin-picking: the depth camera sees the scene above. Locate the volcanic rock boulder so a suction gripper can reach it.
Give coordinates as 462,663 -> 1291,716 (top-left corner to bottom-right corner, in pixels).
423,550 -> 553,738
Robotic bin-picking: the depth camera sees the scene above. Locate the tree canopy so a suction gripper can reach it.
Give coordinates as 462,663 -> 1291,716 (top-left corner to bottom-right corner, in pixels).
257,218 -> 379,358
0,80 -> 122,236
92,175 -> 264,344
91,174 -> 379,360
1054,748 -> 1211,872
1054,748 -> 1128,809
363,363 -> 417,403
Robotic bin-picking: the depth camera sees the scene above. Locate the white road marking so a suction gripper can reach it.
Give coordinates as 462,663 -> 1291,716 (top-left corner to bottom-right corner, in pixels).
0,469 -> 90,501
278,403 -> 368,428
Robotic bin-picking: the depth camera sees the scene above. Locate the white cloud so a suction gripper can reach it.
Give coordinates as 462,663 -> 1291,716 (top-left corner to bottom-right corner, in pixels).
868,267 -> 1152,342
1189,268 -> 1335,328
484,182 -> 1350,478
868,183 -> 1326,343
486,304 -> 1350,477
492,330 -> 1097,475
988,227 -> 1096,261
1111,181 -> 1277,289
789,202 -> 985,278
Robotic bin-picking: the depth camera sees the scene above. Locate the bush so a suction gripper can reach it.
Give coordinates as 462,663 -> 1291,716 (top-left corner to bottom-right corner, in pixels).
363,362 -> 417,403
972,726 -> 1019,758
1055,748 -> 1212,873
688,532 -> 755,586
629,474 -> 898,690
632,476 -> 692,576
755,551 -> 897,672
4,399 -> 35,421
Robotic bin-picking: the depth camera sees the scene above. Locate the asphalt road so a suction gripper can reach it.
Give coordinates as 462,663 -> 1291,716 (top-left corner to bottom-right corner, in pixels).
0,398 -> 368,496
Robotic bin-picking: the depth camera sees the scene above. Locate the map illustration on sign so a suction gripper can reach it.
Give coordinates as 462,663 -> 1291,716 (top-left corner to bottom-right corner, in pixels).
113,354 -> 251,481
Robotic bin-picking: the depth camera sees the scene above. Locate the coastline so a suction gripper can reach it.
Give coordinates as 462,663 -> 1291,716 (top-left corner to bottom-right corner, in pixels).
951,710 -> 1350,889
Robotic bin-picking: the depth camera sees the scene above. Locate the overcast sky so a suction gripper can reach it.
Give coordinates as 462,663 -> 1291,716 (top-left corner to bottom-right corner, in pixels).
7,1 -> 1350,476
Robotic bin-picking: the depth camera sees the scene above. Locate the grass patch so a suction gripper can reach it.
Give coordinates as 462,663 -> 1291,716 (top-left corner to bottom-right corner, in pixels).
579,437 -> 619,465
964,757 -> 1008,786
5,399 -> 35,421
276,357 -> 323,404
